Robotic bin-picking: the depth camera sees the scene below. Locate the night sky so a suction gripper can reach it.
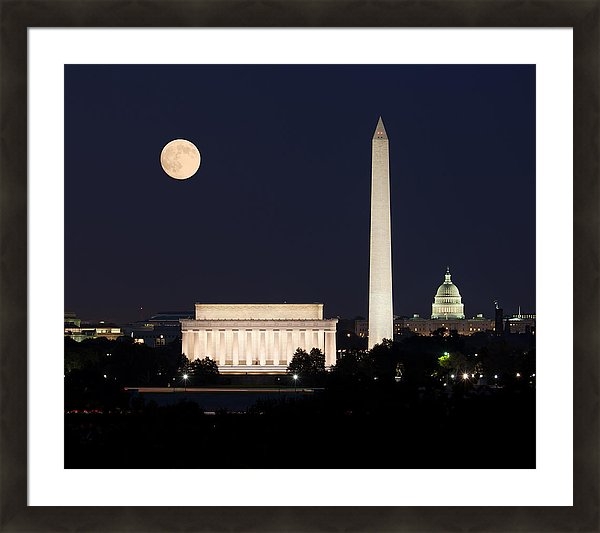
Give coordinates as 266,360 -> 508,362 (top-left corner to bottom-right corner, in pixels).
65,64 -> 535,324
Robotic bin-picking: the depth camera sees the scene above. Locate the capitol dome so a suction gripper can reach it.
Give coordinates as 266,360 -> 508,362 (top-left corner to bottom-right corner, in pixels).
431,267 -> 465,319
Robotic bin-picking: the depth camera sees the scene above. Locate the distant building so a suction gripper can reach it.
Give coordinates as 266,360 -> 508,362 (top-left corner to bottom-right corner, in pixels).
64,312 -> 123,342
122,311 -> 193,347
147,311 -> 194,326
355,314 -> 495,340
395,314 -> 494,337
355,319 -> 368,338
64,311 -> 81,328
181,303 -> 338,374
505,310 -> 536,335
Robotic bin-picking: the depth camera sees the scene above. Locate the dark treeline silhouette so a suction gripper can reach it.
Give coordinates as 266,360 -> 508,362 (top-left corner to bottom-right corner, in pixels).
65,332 -> 535,469
64,336 -> 220,410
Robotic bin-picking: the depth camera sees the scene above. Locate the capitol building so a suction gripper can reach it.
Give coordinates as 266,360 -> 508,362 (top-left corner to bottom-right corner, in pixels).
431,267 -> 465,319
355,267 -> 535,339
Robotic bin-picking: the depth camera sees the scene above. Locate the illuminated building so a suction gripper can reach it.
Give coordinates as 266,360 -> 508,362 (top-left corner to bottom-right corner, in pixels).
431,267 -> 465,319
181,303 -> 338,374
64,312 -> 123,342
505,308 -> 536,334
394,314 -> 495,337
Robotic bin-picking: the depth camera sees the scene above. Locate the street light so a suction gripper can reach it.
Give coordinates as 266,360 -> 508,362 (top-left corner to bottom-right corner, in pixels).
293,374 -> 298,394
183,373 -> 188,392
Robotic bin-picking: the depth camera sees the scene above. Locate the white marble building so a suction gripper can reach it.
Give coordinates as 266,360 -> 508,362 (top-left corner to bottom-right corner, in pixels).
180,303 -> 338,374
431,267 -> 465,319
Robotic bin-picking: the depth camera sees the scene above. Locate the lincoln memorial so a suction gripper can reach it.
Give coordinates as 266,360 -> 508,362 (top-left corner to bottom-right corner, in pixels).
180,303 -> 338,374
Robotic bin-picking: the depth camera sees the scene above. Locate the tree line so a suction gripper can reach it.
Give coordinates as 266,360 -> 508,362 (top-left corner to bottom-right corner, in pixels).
65,329 -> 534,410
286,331 -> 535,390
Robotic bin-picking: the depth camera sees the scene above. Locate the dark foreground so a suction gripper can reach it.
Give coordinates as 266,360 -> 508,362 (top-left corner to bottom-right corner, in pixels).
65,384 -> 535,469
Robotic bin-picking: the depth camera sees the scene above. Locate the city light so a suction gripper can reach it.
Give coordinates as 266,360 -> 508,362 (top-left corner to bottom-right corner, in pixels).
462,373 -> 468,380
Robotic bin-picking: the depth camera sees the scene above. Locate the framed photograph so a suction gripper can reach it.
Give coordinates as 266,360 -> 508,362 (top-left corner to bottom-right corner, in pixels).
3,1 -> 596,531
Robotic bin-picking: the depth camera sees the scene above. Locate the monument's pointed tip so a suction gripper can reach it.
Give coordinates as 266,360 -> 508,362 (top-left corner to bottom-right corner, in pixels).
373,116 -> 388,140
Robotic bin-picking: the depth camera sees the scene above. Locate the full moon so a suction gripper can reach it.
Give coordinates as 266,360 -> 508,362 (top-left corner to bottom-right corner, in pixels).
160,139 -> 201,180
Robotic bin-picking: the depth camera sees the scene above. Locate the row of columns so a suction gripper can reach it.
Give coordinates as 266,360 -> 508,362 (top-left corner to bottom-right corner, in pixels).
183,328 -> 336,366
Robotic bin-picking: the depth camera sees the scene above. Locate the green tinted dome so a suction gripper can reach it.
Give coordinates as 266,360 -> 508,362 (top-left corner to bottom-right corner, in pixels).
431,267 -> 465,319
436,277 -> 461,298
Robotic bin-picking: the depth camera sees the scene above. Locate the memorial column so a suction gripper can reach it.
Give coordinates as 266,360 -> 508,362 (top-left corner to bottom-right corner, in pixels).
232,330 -> 239,365
273,330 -> 280,365
325,330 -> 337,367
245,330 -> 253,366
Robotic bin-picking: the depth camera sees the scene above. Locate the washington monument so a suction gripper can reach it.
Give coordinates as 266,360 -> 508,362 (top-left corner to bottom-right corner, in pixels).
368,117 -> 394,349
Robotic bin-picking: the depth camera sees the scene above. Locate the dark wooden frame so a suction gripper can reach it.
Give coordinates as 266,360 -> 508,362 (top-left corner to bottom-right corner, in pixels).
2,1 -> 596,531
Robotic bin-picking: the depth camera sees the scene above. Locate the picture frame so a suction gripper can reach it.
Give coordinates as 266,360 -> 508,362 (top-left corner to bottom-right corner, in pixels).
2,1 -> 596,531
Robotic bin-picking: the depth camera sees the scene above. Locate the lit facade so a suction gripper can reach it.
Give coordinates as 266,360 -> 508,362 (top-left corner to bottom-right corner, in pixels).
431,267 -> 465,319
355,315 -> 495,339
506,314 -> 536,335
181,303 -> 338,374
64,312 -> 123,342
395,315 -> 495,336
